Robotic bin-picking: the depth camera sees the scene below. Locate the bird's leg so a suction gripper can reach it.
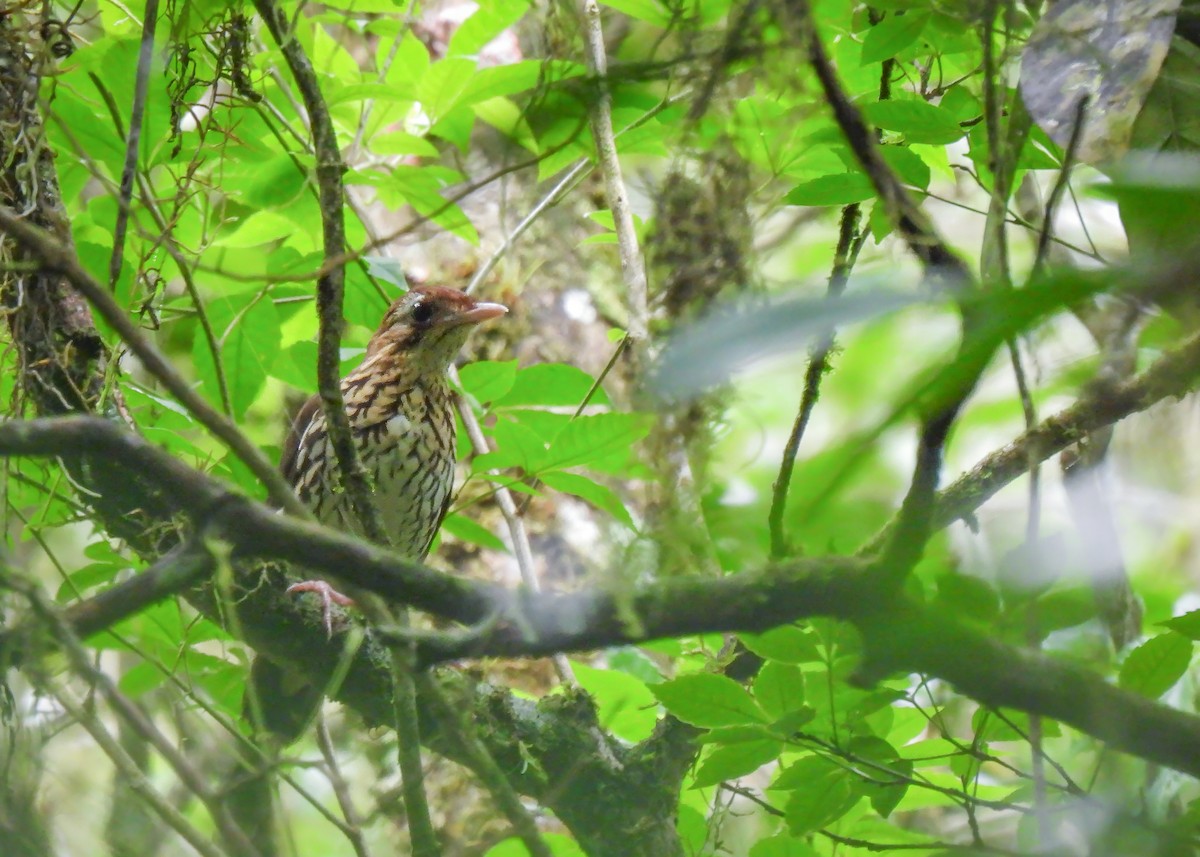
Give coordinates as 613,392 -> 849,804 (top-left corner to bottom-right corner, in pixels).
286,580 -> 356,637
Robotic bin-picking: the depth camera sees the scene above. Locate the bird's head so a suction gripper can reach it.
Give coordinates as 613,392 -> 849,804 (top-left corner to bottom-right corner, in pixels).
366,286 -> 507,373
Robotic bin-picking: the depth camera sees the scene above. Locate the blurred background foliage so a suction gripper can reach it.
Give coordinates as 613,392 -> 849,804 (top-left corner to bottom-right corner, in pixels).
5,0 -> 1200,855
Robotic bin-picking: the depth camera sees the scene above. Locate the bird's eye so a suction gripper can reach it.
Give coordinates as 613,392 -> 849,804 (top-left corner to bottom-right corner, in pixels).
410,301 -> 434,324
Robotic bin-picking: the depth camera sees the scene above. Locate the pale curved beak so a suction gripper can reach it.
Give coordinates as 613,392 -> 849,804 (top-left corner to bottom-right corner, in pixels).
456,301 -> 508,325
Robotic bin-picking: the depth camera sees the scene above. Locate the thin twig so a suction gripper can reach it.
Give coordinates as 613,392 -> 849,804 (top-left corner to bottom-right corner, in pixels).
768,46 -> 893,558
252,0 -> 385,543
134,173 -> 234,415
315,719 -> 374,857
417,675 -> 554,857
768,204 -> 861,558
1032,96 -> 1089,278
579,0 -> 650,351
0,205 -> 309,517
49,685 -> 234,857
451,369 -> 576,686
251,3 -> 436,852
17,580 -> 263,857
108,0 -> 159,290
795,0 -> 969,280
464,159 -> 590,295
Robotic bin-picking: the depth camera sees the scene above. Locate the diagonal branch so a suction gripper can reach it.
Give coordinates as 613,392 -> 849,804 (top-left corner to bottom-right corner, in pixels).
0,204 -> 309,517
251,0 -> 385,544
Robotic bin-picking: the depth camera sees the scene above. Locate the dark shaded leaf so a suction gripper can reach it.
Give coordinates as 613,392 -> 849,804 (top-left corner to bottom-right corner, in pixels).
1019,0 -> 1181,162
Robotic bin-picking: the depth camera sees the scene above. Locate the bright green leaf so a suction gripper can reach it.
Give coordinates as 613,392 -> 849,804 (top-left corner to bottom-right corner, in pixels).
497,363 -> 612,408
860,12 -> 930,65
540,470 -> 634,527
1119,632 -> 1193,698
786,173 -> 875,206
459,359 -> 519,405
865,99 -> 965,144
1162,609 -> 1200,639
754,662 -> 806,720
441,513 -> 508,552
571,661 -> 658,742
651,673 -> 769,728
740,626 -> 821,664
693,740 -> 782,787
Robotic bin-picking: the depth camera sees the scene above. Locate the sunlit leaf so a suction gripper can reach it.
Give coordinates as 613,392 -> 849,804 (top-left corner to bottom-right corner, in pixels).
693,740 -> 782,787
458,359 -> 519,405
441,513 -> 508,552
540,470 -> 634,527
860,11 -> 930,65
865,99 -> 965,144
651,674 -> 769,728
1119,632 -> 1192,698
496,363 -> 612,407
570,661 -> 658,741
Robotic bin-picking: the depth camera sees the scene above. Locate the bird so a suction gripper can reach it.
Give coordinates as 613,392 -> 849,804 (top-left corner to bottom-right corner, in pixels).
280,284 -> 508,626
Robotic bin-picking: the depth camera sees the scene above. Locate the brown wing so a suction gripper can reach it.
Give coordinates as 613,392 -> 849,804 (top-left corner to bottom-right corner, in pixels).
279,393 -> 323,488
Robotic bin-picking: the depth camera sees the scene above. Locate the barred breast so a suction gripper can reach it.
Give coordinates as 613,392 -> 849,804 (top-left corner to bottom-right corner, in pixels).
285,375 -> 457,560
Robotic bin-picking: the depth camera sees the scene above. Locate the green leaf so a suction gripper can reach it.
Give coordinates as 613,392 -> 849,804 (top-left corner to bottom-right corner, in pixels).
880,145 -> 932,189
447,0 -> 529,56
651,674 -> 769,728
865,99 -> 965,144
441,513 -> 508,552
327,82 -> 412,107
866,759 -> 911,818
845,736 -> 909,818
459,60 -> 581,105
377,166 -> 479,243
750,835 -> 821,857
473,96 -> 539,152
860,11 -> 930,65
459,359 -> 519,405
1119,632 -> 1193,698
754,662 -> 806,720
693,740 -> 782,787
497,363 -> 611,407
474,418 -> 548,471
571,661 -> 658,742
218,211 -> 298,248
367,132 -> 440,158
193,293 -> 281,419
1162,609 -> 1200,639
775,757 -> 858,835
601,0 -> 672,26
540,470 -> 634,527
739,626 -> 821,664
418,57 -> 477,121
786,173 -> 875,206
539,413 -> 654,472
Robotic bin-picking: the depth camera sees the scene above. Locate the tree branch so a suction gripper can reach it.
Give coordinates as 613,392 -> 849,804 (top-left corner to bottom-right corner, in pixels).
251,0 -> 385,543
0,205 -> 309,517
8,411 -> 1200,780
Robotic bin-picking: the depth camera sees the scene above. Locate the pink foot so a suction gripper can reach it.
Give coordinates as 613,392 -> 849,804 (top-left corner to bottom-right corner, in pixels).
286,580 -> 356,637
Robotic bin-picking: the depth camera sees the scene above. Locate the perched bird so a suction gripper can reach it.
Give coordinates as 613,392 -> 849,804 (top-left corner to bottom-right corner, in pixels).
280,285 -> 507,621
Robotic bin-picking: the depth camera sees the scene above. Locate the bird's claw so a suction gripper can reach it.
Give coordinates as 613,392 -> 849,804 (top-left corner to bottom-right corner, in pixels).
286,580 -> 356,637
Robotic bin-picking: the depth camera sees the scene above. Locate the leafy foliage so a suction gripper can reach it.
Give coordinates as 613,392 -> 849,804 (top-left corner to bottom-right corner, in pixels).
5,0 -> 1200,855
